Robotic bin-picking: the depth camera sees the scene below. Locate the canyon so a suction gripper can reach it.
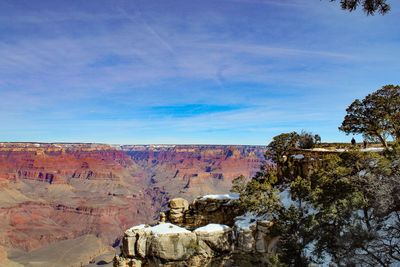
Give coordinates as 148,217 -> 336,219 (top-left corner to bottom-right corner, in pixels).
0,143 -> 266,266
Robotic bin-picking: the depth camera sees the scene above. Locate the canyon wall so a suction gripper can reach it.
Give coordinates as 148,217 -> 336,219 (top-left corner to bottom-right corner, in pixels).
0,143 -> 265,266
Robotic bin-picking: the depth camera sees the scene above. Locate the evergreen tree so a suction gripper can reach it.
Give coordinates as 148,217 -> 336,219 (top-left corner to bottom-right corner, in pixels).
339,85 -> 400,147
330,0 -> 391,15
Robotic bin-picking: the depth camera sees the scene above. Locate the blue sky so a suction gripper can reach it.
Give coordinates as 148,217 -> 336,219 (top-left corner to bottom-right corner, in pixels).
0,0 -> 399,145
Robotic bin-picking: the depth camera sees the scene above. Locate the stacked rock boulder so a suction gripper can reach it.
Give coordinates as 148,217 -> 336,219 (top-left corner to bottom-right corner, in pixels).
114,195 -> 278,267
168,198 -> 189,225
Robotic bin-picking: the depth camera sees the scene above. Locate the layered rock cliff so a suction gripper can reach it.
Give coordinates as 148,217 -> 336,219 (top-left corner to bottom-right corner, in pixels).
0,143 -> 266,266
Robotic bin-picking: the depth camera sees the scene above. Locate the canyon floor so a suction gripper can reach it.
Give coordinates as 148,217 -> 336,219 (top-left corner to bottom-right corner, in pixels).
0,143 -> 265,266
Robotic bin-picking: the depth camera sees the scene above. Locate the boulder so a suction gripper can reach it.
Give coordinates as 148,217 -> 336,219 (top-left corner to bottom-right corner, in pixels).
169,198 -> 189,210
169,208 -> 184,215
169,212 -> 184,220
148,233 -> 197,261
122,235 -> 136,257
257,220 -> 273,233
169,212 -> 185,225
148,231 -> 197,261
194,224 -> 233,253
114,198 -> 279,267
235,224 -> 256,253
136,231 -> 149,258
168,198 -> 189,225
122,224 -> 151,258
187,195 -> 243,228
255,220 -> 273,253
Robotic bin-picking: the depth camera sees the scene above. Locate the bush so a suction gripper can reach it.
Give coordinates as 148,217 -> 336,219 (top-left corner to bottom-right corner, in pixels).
298,130 -> 321,149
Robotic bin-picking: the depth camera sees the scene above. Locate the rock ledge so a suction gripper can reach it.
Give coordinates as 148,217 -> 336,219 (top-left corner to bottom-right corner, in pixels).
114,195 -> 278,266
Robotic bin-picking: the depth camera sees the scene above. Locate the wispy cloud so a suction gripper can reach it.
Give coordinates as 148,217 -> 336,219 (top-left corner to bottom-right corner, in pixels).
0,0 -> 399,143
223,0 -> 304,7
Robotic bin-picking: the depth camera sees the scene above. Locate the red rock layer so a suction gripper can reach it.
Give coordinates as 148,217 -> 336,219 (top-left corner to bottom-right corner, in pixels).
0,143 -> 266,257
0,143 -> 132,183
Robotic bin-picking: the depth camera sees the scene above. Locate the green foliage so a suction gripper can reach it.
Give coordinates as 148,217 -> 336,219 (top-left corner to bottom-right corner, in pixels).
236,170 -> 281,215
267,254 -> 286,267
271,205 -> 318,267
270,150 -> 400,266
237,85 -> 400,264
330,0 -> 391,15
267,132 -> 299,164
298,130 -> 321,149
317,151 -> 399,265
234,128 -> 400,266
267,131 -> 321,164
339,85 -> 400,147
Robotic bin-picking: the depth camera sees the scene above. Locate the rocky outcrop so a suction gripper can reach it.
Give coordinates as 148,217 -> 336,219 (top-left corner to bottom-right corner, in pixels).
195,224 -> 233,255
168,198 -> 189,225
115,197 -> 278,267
167,194 -> 243,229
117,223 -> 197,266
0,143 -> 265,266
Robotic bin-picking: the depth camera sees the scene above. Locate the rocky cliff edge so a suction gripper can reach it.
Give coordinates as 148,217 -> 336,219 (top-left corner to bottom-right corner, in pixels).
114,194 -> 278,267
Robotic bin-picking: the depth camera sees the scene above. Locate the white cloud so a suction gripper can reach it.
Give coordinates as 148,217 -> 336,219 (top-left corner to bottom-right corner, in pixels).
0,0 -> 399,143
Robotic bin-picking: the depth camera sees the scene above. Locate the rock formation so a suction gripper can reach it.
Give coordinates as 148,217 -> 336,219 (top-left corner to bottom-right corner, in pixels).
115,196 -> 278,266
168,194 -> 243,229
0,143 -> 266,266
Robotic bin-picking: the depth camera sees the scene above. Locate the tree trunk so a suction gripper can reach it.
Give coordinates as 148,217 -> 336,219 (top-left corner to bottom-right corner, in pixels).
376,133 -> 388,148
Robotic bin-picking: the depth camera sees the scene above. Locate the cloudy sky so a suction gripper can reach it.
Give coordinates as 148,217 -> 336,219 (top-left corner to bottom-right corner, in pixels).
0,0 -> 399,145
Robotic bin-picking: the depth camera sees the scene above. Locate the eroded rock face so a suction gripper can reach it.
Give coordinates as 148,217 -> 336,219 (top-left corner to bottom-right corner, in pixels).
122,224 -> 151,258
255,220 -> 279,254
195,224 -> 233,254
123,145 -> 267,201
115,197 -> 278,267
148,232 -> 197,261
119,223 -> 197,266
168,194 -> 243,229
235,224 -> 256,253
